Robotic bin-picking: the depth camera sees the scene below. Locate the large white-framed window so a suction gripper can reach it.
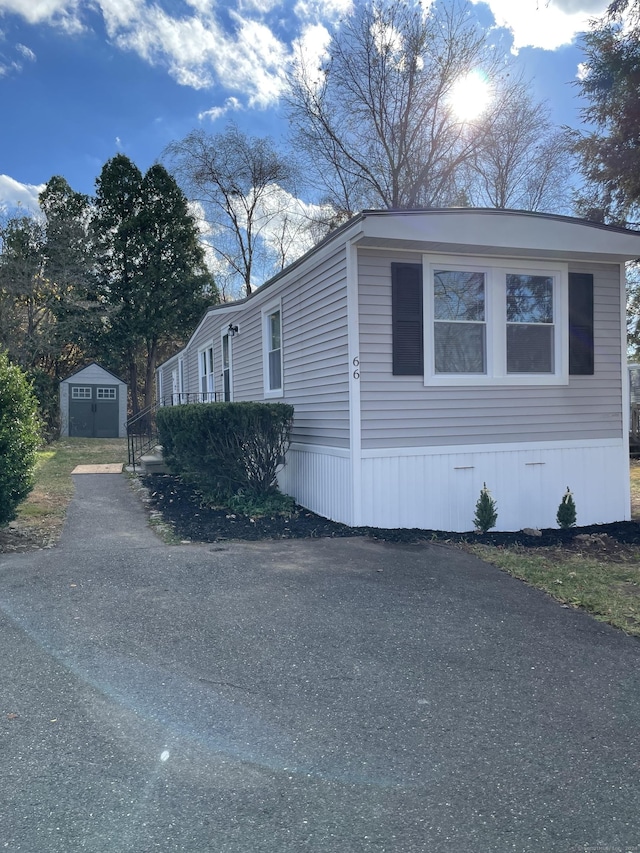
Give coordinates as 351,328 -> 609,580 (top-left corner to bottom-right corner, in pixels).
198,344 -> 215,402
424,255 -> 568,386
262,299 -> 283,397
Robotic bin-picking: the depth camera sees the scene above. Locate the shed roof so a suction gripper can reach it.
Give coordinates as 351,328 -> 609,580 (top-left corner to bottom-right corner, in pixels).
60,362 -> 127,385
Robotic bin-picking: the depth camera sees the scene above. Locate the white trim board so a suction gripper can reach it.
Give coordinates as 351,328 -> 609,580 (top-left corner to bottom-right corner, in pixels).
360,437 -> 624,458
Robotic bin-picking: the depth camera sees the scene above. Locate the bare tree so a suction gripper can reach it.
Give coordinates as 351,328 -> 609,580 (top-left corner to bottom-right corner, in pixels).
286,0 -> 504,214
462,83 -> 576,212
165,125 -> 299,295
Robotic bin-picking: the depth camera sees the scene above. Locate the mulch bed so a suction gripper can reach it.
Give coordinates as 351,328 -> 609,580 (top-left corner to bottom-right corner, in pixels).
141,474 -> 640,549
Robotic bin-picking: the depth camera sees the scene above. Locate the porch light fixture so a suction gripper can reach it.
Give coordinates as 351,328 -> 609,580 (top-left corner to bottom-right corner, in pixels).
228,323 -> 239,337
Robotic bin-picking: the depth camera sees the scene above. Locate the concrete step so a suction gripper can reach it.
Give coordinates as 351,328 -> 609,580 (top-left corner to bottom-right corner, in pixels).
140,447 -> 168,475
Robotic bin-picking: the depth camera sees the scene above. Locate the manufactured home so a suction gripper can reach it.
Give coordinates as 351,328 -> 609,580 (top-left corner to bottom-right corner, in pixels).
156,209 -> 640,532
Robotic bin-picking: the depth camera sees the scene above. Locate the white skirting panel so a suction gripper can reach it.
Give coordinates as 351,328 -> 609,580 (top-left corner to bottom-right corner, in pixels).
360,440 -> 629,532
278,444 -> 354,526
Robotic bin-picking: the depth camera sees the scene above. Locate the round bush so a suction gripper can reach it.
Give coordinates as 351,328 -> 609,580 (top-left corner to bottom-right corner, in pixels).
0,351 -> 41,525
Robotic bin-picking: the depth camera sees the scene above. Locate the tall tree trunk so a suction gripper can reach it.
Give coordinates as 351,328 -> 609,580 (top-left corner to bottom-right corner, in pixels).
129,355 -> 139,416
145,339 -> 157,411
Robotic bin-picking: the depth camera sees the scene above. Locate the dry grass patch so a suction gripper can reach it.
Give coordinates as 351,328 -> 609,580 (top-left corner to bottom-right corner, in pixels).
1,438 -> 127,551
468,540 -> 640,636
630,460 -> 640,520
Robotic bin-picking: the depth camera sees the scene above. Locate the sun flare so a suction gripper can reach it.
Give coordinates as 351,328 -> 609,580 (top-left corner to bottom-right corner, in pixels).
449,71 -> 492,121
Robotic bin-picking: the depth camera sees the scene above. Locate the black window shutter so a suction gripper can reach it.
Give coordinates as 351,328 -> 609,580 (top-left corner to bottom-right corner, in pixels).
569,272 -> 594,375
392,262 -> 423,375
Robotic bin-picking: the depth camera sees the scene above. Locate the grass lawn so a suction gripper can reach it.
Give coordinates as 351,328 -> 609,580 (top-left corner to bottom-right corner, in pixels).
463,460 -> 640,638
467,542 -> 640,637
13,437 -> 128,544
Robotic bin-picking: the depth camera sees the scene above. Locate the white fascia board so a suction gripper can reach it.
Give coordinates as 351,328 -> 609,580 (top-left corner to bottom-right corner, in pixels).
357,210 -> 640,262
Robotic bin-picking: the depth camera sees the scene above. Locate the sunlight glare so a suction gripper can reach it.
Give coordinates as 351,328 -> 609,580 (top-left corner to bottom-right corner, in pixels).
449,71 -> 492,121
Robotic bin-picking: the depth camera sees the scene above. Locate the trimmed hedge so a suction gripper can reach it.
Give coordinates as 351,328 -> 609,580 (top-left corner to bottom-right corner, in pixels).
0,351 -> 41,526
156,401 -> 294,501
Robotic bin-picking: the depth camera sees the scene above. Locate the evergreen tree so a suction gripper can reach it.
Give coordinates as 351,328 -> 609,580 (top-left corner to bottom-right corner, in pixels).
39,176 -> 99,374
92,154 -> 217,413
134,163 -> 215,410
473,483 -> 498,533
574,1 -> 640,225
556,487 -> 577,529
0,216 -> 48,369
92,154 -> 146,408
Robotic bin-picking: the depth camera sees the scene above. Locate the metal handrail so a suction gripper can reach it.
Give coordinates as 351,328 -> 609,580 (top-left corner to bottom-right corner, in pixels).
126,392 -> 223,467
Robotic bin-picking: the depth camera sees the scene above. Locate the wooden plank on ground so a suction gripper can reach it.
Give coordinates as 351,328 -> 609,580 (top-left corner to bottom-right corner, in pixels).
71,464 -> 123,474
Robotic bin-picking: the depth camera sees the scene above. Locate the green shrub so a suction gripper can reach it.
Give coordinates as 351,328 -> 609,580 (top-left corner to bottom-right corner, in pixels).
0,351 -> 41,525
473,482 -> 498,533
156,401 -> 294,502
556,487 -> 577,529
226,491 -> 297,518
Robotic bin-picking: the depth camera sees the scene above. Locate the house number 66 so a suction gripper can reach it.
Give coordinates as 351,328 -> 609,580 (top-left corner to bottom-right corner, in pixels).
353,356 -> 360,379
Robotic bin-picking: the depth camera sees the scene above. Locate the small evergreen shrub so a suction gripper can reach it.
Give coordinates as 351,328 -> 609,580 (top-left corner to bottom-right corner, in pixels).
473,482 -> 498,533
556,487 -> 577,529
156,401 -> 294,503
0,351 -> 41,525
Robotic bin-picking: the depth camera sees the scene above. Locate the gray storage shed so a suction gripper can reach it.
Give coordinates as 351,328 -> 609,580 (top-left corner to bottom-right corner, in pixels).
60,363 -> 127,438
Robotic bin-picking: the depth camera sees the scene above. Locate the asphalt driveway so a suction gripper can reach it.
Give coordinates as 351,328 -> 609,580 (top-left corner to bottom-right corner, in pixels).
0,473 -> 639,853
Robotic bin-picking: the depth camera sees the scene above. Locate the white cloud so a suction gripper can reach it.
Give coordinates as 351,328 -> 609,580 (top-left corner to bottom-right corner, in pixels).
199,96 -> 242,122
239,0 -> 281,13
16,43 -> 36,61
470,0 -> 610,51
185,0 -> 215,13
0,59 -> 20,76
254,183 -> 331,263
0,0 -> 85,33
576,61 -> 590,80
97,1 -> 289,103
0,174 -> 45,213
294,0 -> 351,23
291,22 -> 331,88
0,0 -> 336,106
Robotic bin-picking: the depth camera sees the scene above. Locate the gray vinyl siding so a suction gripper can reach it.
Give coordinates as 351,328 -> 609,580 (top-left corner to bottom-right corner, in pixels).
158,244 -> 350,449
281,247 -> 350,447
358,250 -> 624,449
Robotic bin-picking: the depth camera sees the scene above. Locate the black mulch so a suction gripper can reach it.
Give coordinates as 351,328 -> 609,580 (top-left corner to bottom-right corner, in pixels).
141,474 -> 640,548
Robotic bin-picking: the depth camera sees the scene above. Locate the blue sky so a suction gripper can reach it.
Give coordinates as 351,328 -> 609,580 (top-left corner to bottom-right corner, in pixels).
0,0 -> 612,214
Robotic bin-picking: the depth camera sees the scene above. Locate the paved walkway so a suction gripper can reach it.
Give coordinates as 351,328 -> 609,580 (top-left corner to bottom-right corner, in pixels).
0,473 -> 639,852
